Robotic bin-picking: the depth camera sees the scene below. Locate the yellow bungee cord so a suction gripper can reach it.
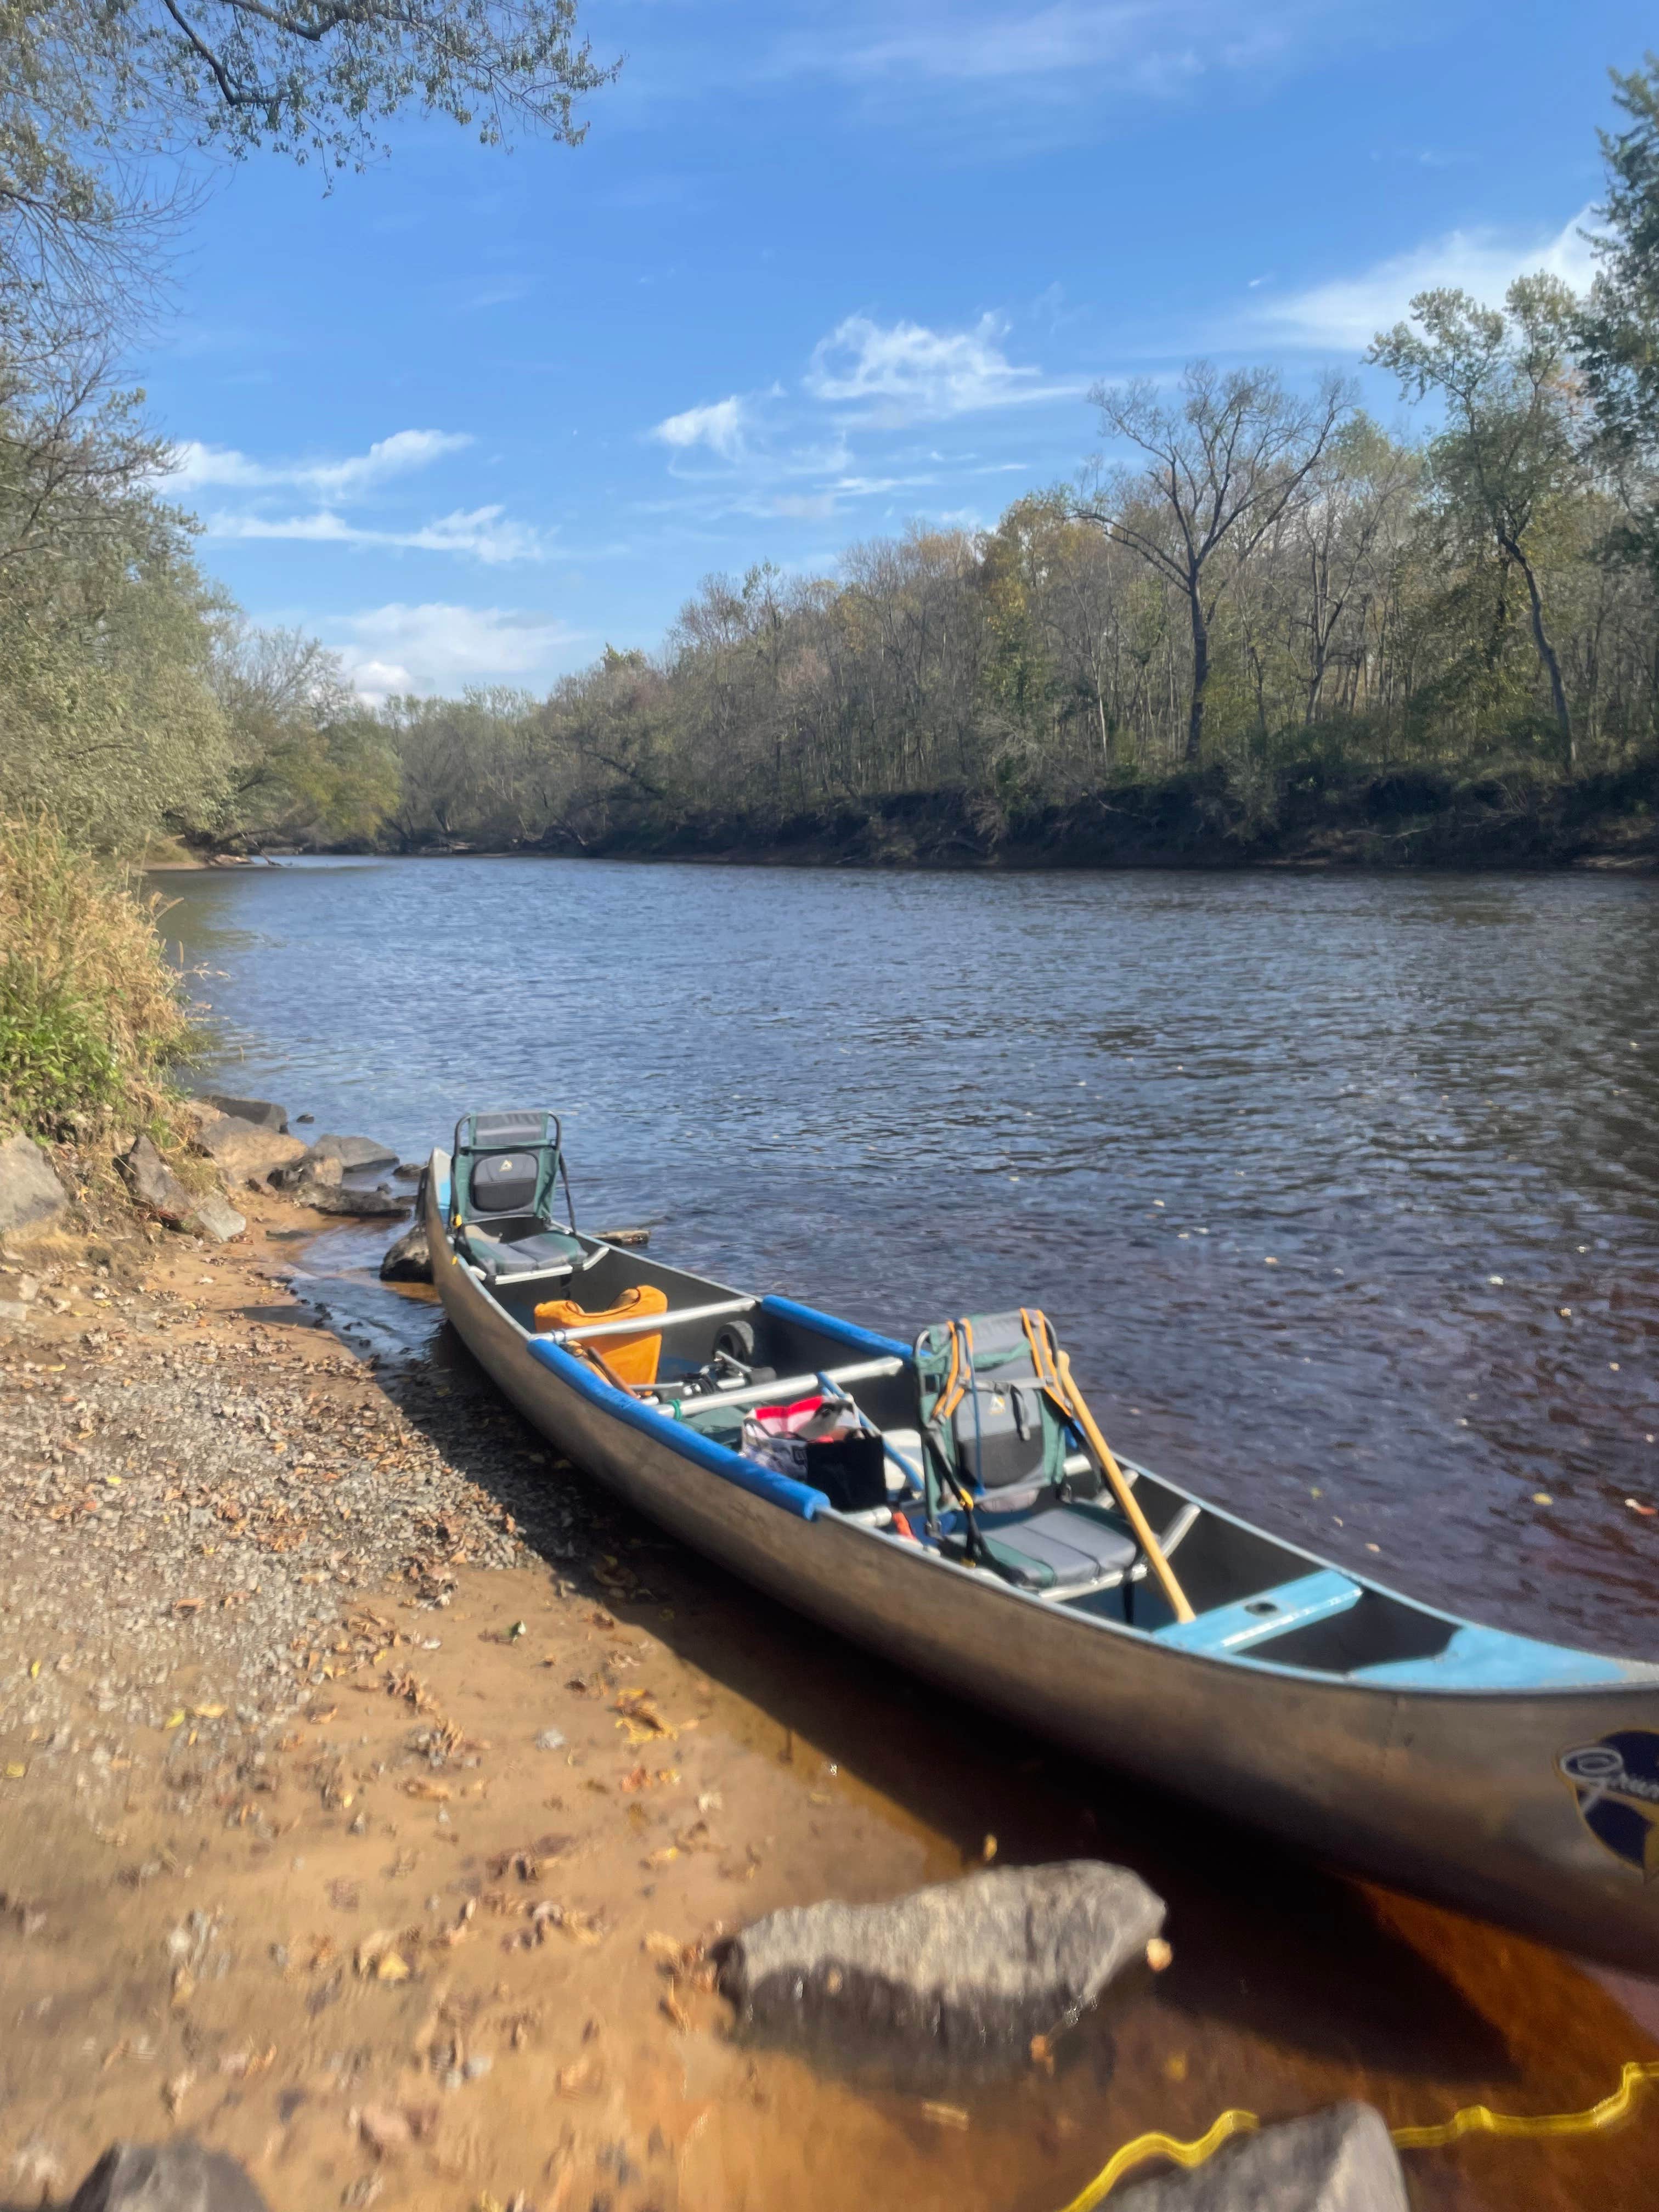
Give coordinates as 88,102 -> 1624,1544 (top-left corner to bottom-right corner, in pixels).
1051,2059 -> 1659,2212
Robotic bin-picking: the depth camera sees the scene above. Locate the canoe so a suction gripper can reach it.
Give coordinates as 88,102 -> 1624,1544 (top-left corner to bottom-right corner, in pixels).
425,1136 -> 1659,1973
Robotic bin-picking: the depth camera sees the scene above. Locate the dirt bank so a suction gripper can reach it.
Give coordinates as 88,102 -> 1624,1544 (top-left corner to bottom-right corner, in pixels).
2,1192 -> 1658,2211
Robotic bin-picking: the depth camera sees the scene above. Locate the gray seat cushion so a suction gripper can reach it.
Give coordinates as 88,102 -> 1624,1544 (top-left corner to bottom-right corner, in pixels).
466,1224 -> 585,1282
981,1508 -> 1137,1593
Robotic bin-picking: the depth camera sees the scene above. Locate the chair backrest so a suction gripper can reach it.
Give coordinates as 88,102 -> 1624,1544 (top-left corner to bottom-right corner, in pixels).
452,1109 -> 564,1224
914,1311 -> 1073,1500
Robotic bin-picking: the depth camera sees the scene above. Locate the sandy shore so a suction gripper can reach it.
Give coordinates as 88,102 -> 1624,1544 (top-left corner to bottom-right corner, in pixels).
3,1188 -> 1659,2211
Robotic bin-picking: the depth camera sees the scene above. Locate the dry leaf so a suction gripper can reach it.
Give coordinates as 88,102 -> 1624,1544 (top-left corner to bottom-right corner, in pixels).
555,2054 -> 602,2097
920,2102 -> 969,2130
403,1778 -> 452,1801
642,1932 -> 685,1966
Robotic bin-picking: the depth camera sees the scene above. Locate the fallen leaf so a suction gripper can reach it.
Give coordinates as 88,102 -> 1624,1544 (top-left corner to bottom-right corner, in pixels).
660,1988 -> 690,2030
403,1778 -> 452,1801
163,1711 -> 185,1730
556,2054 -> 602,2097
192,1703 -> 227,1719
921,2102 -> 969,2130
642,1931 -> 685,1966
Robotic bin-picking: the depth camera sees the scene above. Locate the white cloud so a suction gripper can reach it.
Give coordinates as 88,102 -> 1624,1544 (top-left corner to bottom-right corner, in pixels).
770,1 -> 1325,94
170,428 -> 472,497
324,602 -> 588,699
650,396 -> 748,459
202,504 -> 545,564
805,313 -> 1076,422
1260,208 -> 1599,351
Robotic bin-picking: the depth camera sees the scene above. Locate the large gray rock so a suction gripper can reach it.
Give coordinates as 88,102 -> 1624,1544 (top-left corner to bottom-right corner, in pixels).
717,1859 -> 1164,2055
201,1093 -> 288,1133
69,2137 -> 272,2210
195,1113 -> 306,1182
118,1137 -> 242,1242
380,1217 -> 432,1281
310,1132 -> 398,1171
117,1135 -> 195,1224
1111,2103 -> 1407,2212
0,1132 -> 70,1237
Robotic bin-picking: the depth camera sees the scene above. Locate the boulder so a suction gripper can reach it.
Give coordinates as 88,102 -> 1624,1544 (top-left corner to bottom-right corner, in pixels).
117,1135 -> 195,1225
201,1093 -> 289,1134
68,2137 -> 272,2210
195,1113 -> 307,1182
0,1132 -> 70,1237
1110,2103 -> 1407,2212
310,1132 -> 399,1171
190,1191 -> 246,1244
380,1217 -> 432,1282
716,1859 -> 1164,2055
118,1137 -> 242,1242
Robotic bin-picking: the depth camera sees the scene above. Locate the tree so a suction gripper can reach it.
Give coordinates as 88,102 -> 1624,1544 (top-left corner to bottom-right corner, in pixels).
1370,278 -> 1585,760
1079,363 -> 1351,764
1577,54 -> 1659,574
2,0 -> 618,340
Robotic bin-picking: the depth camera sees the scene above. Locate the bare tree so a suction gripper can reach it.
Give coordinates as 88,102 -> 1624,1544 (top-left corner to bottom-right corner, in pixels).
1079,363 -> 1351,763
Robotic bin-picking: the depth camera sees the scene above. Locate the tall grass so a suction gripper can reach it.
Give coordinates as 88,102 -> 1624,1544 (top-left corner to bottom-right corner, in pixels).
0,817 -> 195,1147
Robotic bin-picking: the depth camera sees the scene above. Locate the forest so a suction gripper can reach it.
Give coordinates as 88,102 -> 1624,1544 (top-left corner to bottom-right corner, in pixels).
4,44 -> 1659,874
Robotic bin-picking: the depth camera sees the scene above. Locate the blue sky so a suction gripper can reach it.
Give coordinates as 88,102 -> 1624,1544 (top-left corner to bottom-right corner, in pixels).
150,1 -> 1651,698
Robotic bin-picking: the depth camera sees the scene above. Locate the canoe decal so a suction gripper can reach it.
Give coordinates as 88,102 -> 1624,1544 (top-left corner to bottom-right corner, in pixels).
1558,1732 -> 1659,1879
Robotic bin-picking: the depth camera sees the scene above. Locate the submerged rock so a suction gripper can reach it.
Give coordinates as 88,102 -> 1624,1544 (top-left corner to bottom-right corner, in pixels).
0,1132 -> 70,1238
1111,2103 -> 1406,2211
716,1859 -> 1164,2056
298,1179 -> 408,1217
68,2137 -> 272,2210
380,1217 -> 432,1281
201,1093 -> 289,1133
310,1132 -> 399,1171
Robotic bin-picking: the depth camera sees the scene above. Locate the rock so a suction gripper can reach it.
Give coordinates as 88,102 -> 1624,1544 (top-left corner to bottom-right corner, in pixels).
296,1111 -> 314,1123
195,1114 -> 307,1183
380,1218 -> 432,1282
0,1132 -> 70,1238
189,1192 -> 246,1244
296,1179 -> 408,1218
716,1859 -> 1164,2055
117,1136 -> 195,1226
1111,2103 -> 1407,2212
310,1132 -> 399,1171
271,1147 -> 343,1191
68,2136 -> 272,2210
118,1137 -> 242,1240
201,1093 -> 289,1134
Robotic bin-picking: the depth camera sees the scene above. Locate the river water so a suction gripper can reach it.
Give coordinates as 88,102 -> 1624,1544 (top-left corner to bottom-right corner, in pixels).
164,855 -> 1659,1654
156,855 -> 1659,2210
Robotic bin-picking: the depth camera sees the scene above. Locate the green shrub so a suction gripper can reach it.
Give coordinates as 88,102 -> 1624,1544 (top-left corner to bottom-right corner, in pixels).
0,816 -> 195,1146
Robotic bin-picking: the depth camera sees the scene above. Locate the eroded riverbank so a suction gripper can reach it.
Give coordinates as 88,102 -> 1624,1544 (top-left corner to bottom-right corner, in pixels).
2,1192 -> 1658,2210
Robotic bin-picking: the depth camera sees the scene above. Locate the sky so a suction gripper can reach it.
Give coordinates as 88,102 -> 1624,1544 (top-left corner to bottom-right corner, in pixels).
147,1 -> 1653,699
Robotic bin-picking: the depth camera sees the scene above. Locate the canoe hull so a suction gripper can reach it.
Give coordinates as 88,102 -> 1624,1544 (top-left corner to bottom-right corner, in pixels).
428,1177 -> 1659,1973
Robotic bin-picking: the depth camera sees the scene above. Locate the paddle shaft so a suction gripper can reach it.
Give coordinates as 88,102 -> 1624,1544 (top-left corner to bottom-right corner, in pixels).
1056,1350 -> 1195,1624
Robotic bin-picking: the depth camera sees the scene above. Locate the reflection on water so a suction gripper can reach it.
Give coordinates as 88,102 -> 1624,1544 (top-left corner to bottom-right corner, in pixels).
167,856 -> 1659,1654
161,856 -> 1659,2207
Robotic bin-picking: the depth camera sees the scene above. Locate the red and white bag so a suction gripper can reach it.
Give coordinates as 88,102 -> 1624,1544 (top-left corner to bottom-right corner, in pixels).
741,1392 -> 860,1480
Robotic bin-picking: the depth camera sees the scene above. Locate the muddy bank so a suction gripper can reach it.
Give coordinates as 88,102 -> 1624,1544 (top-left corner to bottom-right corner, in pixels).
373,761 -> 1659,874
2,1190 -> 1659,2210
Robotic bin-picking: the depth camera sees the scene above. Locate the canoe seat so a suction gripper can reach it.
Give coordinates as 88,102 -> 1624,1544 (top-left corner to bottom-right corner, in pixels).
949,1507 -> 1138,1594
1154,1570 -> 1361,1655
466,1221 -> 586,1285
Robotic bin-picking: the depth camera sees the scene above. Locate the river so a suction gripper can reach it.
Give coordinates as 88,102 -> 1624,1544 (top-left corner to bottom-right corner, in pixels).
154,854 -> 1659,2210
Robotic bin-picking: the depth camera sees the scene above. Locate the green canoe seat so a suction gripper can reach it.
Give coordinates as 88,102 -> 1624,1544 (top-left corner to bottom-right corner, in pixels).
1154,1569 -> 1361,1655
952,1507 -> 1138,1593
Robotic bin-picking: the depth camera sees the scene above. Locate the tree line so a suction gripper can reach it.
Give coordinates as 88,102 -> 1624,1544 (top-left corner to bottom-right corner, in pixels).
2,32 -> 1657,865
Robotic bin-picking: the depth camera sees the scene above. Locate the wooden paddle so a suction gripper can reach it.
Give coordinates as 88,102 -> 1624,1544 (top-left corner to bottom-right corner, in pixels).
1056,1349 -> 1196,1624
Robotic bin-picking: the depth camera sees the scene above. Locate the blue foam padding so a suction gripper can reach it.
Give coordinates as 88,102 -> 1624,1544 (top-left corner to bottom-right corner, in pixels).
1352,1626 -> 1637,1689
524,1334 -> 831,1521
759,1295 -> 913,1364
1155,1570 -> 1362,1654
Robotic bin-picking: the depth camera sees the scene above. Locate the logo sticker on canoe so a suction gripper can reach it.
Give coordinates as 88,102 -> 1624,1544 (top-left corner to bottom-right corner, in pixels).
1558,1731 -> 1659,1880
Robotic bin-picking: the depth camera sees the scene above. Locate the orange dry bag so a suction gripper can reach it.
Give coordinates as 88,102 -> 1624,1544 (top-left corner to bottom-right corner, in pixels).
533,1284 -> 669,1387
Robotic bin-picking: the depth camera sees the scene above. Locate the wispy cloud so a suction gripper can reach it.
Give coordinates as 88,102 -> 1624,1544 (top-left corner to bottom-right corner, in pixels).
170,428 -> 472,498
202,505 -> 545,565
650,396 -> 749,459
1259,208 -> 1599,351
805,312 -> 1079,424
766,0 -> 1346,101
324,602 -> 588,699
